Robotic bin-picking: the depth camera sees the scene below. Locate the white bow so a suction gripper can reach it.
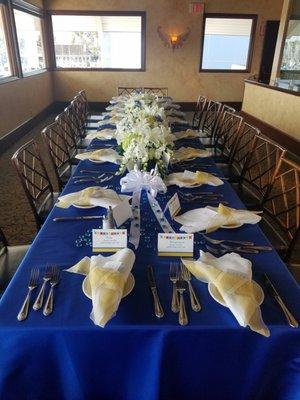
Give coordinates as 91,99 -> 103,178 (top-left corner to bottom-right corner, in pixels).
120,168 -> 167,198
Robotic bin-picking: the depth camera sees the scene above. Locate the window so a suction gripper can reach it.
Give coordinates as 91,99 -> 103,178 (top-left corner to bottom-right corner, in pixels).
281,18 -> 300,72
0,4 -> 11,78
14,9 -> 46,74
51,13 -> 145,70
200,15 -> 257,72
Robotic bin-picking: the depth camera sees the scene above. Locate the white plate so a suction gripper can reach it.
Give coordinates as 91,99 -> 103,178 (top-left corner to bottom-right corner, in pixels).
72,204 -> 98,209
221,223 -> 243,229
88,159 -> 105,164
82,273 -> 135,300
208,280 -> 264,307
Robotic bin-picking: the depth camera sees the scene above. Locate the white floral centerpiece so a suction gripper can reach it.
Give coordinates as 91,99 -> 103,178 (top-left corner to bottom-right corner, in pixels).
114,93 -> 174,176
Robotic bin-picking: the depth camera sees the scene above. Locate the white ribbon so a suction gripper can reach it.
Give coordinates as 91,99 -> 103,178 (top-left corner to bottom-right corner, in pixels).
120,167 -> 174,248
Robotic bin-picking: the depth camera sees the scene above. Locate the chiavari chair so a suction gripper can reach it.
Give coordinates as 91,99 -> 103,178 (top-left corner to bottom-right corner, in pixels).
192,95 -> 207,130
234,135 -> 286,209
0,227 -> 29,294
77,90 -> 102,123
144,87 -> 168,97
117,87 -> 143,96
11,140 -> 59,230
218,123 -> 260,183
260,158 -> 300,263
42,122 -> 74,191
205,103 -> 236,148
212,111 -> 243,163
199,100 -> 222,145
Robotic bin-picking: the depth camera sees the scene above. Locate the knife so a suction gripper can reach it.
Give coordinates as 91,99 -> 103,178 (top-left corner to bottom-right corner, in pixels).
53,216 -> 104,222
264,273 -> 298,328
147,265 -> 164,318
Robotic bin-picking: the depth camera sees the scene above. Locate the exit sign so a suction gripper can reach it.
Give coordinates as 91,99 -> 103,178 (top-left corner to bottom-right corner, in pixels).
189,2 -> 204,14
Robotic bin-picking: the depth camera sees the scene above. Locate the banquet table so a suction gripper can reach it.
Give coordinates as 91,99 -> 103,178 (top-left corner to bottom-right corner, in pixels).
0,122 -> 300,400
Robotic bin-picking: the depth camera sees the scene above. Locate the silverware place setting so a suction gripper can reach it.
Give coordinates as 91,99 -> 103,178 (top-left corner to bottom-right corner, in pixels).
176,274 -> 188,326
205,244 -> 259,255
181,263 -> 201,312
17,267 -> 61,321
169,262 -> 179,313
53,215 -> 104,222
147,265 -> 164,318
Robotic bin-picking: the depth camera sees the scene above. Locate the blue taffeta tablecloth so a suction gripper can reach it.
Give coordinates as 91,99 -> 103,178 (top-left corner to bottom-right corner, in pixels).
0,130 -> 300,400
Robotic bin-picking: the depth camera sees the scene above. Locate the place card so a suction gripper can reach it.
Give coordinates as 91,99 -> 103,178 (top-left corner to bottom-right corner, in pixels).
92,229 -> 127,252
164,193 -> 181,219
112,200 -> 133,227
158,233 -> 194,257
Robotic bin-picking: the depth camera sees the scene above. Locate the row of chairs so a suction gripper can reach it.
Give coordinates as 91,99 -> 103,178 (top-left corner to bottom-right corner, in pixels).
193,95 -> 299,263
11,90 -> 96,230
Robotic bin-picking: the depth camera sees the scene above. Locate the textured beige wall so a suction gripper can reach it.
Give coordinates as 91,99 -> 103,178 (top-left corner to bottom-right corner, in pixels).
0,72 -> 53,138
47,0 -> 283,102
242,82 -> 300,140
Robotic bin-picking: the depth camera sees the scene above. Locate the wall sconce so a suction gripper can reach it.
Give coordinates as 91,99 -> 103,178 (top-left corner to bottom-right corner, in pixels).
157,26 -> 191,51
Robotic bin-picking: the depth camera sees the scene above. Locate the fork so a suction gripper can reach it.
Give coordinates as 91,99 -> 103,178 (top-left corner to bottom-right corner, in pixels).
220,243 -> 273,252
169,263 -> 179,313
206,244 -> 259,255
181,263 -> 201,312
17,268 -> 39,321
176,275 -> 188,326
33,266 -> 53,310
43,267 -> 60,316
200,233 -> 254,247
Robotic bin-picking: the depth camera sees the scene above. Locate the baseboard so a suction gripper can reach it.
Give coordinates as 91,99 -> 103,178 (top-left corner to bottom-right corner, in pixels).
240,111 -> 300,157
0,103 -> 59,155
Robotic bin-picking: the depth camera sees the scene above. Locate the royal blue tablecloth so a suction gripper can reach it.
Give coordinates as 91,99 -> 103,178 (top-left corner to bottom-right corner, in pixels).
0,127 -> 300,400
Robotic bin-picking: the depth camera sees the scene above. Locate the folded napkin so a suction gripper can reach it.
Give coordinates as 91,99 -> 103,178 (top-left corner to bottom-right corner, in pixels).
75,148 -> 122,164
173,129 -> 200,140
86,129 -> 116,140
173,146 -> 210,162
182,251 -> 269,337
66,248 -> 136,327
98,116 -> 119,127
165,170 -> 223,188
166,109 -> 186,118
167,116 -> 189,125
56,187 -> 129,209
175,203 -> 261,233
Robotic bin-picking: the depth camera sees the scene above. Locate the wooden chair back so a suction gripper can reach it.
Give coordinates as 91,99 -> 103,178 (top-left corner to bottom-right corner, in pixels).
201,100 -> 222,137
11,140 -> 54,229
144,87 -> 168,96
55,111 -> 78,160
263,158 -> 300,261
42,122 -> 72,191
241,135 -> 286,204
117,87 -> 143,96
230,123 -> 260,177
192,95 -> 207,129
214,111 -> 243,158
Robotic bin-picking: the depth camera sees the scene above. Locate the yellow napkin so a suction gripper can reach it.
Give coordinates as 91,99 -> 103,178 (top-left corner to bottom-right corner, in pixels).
165,170 -> 223,188
56,187 -> 129,209
173,129 -> 199,140
182,251 -> 270,337
175,203 -> 261,233
65,248 -> 135,327
173,147 -> 210,162
75,148 -> 122,164
86,129 -> 116,140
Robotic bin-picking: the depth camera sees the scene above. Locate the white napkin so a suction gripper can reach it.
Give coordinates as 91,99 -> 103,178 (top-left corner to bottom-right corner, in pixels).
98,116 -> 119,127
86,129 -> 116,140
173,129 -> 200,140
56,187 -> 130,209
65,248 -> 136,327
167,116 -> 189,125
166,109 -> 186,118
175,203 -> 261,233
75,148 -> 122,164
165,170 -> 223,188
182,251 -> 270,337
173,146 -> 210,162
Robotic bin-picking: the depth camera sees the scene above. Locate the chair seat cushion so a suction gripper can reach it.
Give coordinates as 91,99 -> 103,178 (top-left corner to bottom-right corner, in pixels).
258,216 -> 288,257
39,192 -> 60,222
87,114 -> 102,122
231,183 -> 262,210
0,245 -> 30,291
217,164 -> 240,183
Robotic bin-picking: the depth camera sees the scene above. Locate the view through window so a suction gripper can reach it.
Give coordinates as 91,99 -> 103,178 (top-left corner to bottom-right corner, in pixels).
0,5 -> 11,78
14,9 -> 46,74
201,16 -> 255,71
51,15 -> 142,69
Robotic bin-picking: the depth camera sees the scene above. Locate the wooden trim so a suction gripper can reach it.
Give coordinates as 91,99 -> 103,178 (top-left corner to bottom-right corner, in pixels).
6,0 -> 23,77
240,110 -> 300,156
245,78 -> 300,96
22,68 -> 48,77
46,10 -> 146,72
199,13 -> 257,73
0,102 -> 61,155
11,0 -> 44,17
0,76 -> 19,85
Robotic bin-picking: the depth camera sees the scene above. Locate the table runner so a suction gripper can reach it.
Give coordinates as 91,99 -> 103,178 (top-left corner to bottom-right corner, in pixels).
0,125 -> 299,400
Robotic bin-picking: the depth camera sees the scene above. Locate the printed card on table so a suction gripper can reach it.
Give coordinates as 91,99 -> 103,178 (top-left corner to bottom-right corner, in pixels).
164,193 -> 181,219
92,229 -> 127,252
158,233 -> 194,257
